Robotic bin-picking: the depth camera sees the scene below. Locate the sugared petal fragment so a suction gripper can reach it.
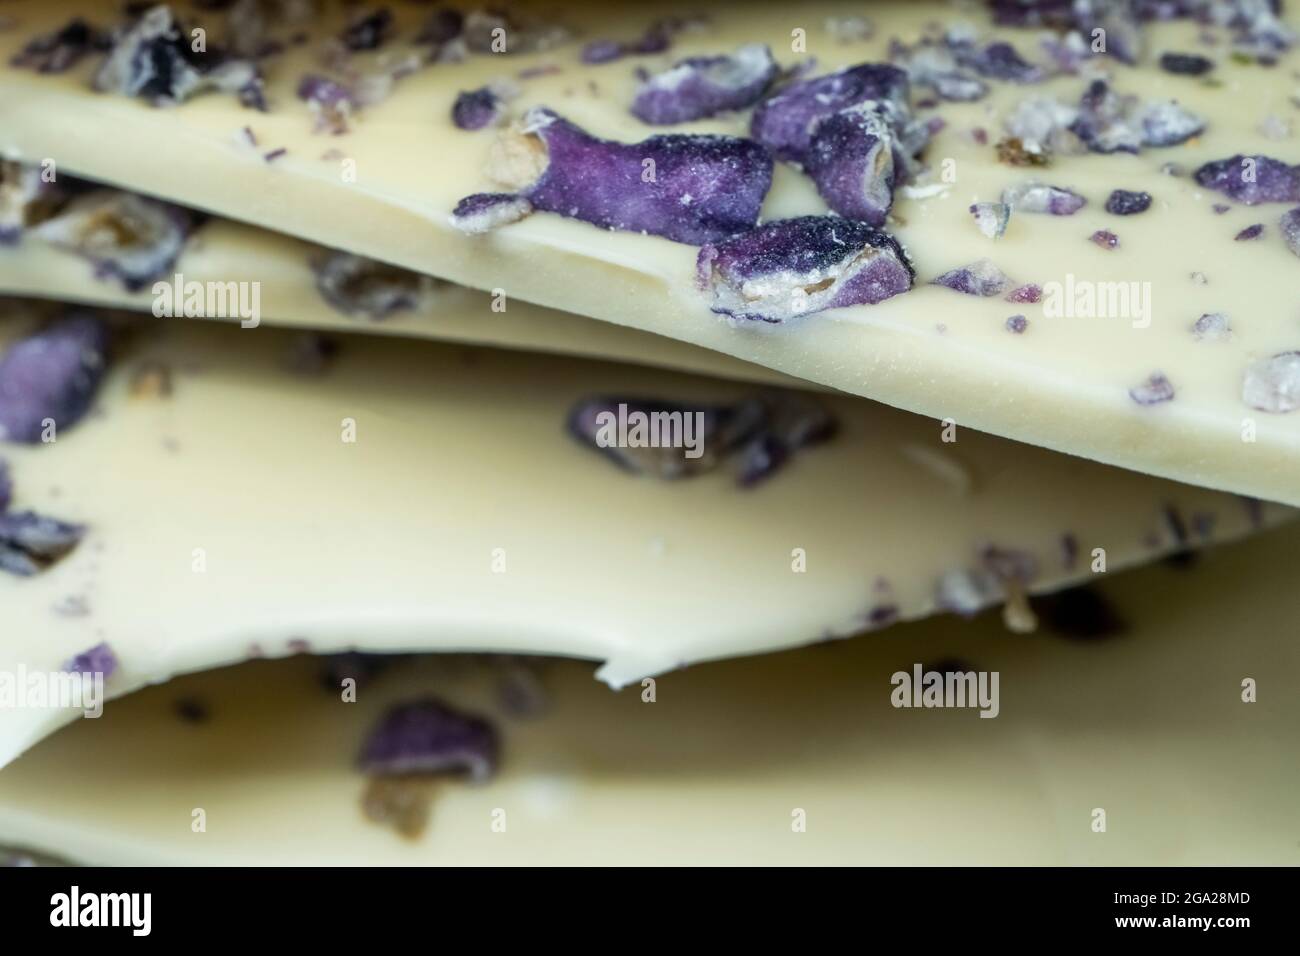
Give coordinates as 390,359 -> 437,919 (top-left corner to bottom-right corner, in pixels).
631,44 -> 778,125
0,511 -> 86,576
1193,155 -> 1300,205
1002,179 -> 1086,215
0,316 -> 110,444
359,699 -> 499,782
931,258 -> 1012,296
1242,352 -> 1300,413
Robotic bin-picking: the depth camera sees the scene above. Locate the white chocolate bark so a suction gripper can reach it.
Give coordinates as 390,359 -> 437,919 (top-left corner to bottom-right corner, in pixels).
1,524 -> 1297,865
1,2 -> 1297,502
0,304 -> 1286,766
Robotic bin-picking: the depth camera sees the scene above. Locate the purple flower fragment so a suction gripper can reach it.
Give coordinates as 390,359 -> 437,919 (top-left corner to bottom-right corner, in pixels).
931,258 -> 1013,297
0,459 -> 10,512
805,105 -> 898,225
9,18 -> 105,74
450,192 -> 534,234
970,201 -> 1011,238
33,190 -> 192,292
1159,51 -> 1214,75
1234,223 -> 1264,240
1089,229 -> 1119,249
297,74 -> 356,134
1129,372 -> 1175,406
310,250 -> 436,321
452,86 -> 504,130
1279,206 -> 1300,257
697,216 -> 914,323
631,44 -> 778,125
454,108 -> 772,245
1006,314 -> 1028,333
580,18 -> 684,64
1193,155 -> 1300,205
0,315 -> 109,444
1105,189 -> 1151,215
63,642 -> 118,678
1242,352 -> 1300,413
1192,312 -> 1232,341
1005,283 -> 1042,303
358,699 -> 498,782
0,511 -> 87,577
1071,80 -> 1204,153
1002,179 -> 1086,215
581,40 -> 625,64
750,63 -> 910,163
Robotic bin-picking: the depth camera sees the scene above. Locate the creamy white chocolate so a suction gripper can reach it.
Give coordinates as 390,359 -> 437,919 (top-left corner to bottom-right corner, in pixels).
1,524 -> 1297,865
0,2 -> 1297,503
1,304 -> 1286,766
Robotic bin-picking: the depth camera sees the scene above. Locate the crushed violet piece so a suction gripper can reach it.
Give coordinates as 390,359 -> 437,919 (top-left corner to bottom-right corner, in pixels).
339,8 -> 393,52
1129,372 -> 1175,406
9,17 -> 105,73
458,108 -> 772,245
734,394 -> 837,488
1234,222 -> 1264,240
449,192 -> 534,234
1071,79 -> 1204,153
1002,179 -> 1086,215
1192,312 -> 1232,341
1193,154 -> 1300,204
750,63 -> 910,163
804,104 -> 900,225
358,699 -> 498,782
0,315 -> 110,444
1089,229 -> 1119,249
94,5 -> 265,109
578,18 -> 683,64
63,641 -> 117,677
1280,206 -> 1300,257
1006,314 -> 1028,333
310,250 -> 437,321
0,459 -> 9,512
1242,352 -> 1300,413
1212,202 -> 1230,214
1159,52 -> 1214,75
931,258 -> 1012,297
1002,95 -> 1083,156
631,44 -> 778,125
452,86 -> 504,131
1105,189 -> 1151,215
580,39 -> 625,64
0,511 -> 87,577
297,74 -> 356,134
969,201 -> 1011,238
1005,282 -> 1042,303
697,216 -> 913,323
32,190 -> 192,292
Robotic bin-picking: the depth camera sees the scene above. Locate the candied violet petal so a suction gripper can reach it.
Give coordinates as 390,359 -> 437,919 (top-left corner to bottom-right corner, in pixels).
631,44 -> 778,125
1159,51 -> 1214,75
970,201 -> 1011,238
63,642 -> 117,677
32,190 -> 191,292
358,699 -> 498,782
478,108 -> 772,245
1105,189 -> 1151,215
1280,206 -> 1300,257
750,63 -> 910,163
0,316 -> 110,444
0,510 -> 86,576
310,250 -> 435,320
1071,80 -> 1203,154
1002,179 -> 1086,214
1192,312 -> 1232,341
1089,228 -> 1119,249
1242,352 -> 1300,413
0,459 -> 9,512
1193,155 -> 1300,205
1129,371 -> 1175,406
449,192 -> 534,234
698,216 -> 914,323
1005,282 -> 1042,303
452,87 -> 503,130
734,394 -> 837,487
932,258 -> 1012,297
9,18 -> 104,74
1006,314 -> 1028,333
581,39 -> 625,64
1234,223 -> 1264,241
805,105 -> 897,225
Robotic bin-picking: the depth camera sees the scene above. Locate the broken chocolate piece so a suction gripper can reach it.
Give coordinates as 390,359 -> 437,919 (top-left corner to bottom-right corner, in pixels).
698,216 -> 913,323
631,44 -> 778,125
0,315 -> 110,444
1242,352 -> 1300,413
358,699 -> 498,782
0,511 -> 87,576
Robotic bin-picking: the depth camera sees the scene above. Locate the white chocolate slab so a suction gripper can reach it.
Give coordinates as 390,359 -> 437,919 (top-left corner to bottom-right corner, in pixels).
1,302 -> 1286,767
1,2 -> 1298,503
1,524 -> 1297,866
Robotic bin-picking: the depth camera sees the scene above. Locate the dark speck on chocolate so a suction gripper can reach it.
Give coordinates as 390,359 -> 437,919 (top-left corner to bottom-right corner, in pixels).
1234,223 -> 1264,240
1032,586 -> 1125,641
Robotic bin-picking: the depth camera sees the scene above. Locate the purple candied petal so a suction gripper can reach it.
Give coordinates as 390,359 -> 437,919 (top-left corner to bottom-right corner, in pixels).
62,642 -> 118,678
581,39 -> 626,64
1234,223 -> 1265,241
1212,203 -> 1230,214
449,192 -> 534,234
1280,206 -> 1300,257
805,105 -> 897,225
698,216 -> 914,323
0,459 -> 9,512
1006,314 -> 1028,333
310,250 -> 432,320
888,37 -> 988,102
1005,282 -> 1042,303
1129,371 -> 1176,406
340,9 -> 393,52
931,258 -> 1012,297
987,1 -> 1077,29
1242,351 -> 1300,413
510,108 -> 772,245
32,190 -> 191,292
297,73 -> 354,109
969,201 -> 1011,238
1192,312 -> 1231,341
750,63 -> 910,163
1071,79 -> 1203,153
1002,179 -> 1086,215
956,39 -> 1046,82
0,510 -> 86,576
1159,51 -> 1214,75
1193,155 -> 1300,205
1089,229 -> 1120,249
451,87 -> 502,130
358,699 -> 499,782
1105,189 -> 1152,215
1141,99 -> 1206,147
0,315 -> 110,444
9,17 -> 104,74
631,44 -> 778,125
